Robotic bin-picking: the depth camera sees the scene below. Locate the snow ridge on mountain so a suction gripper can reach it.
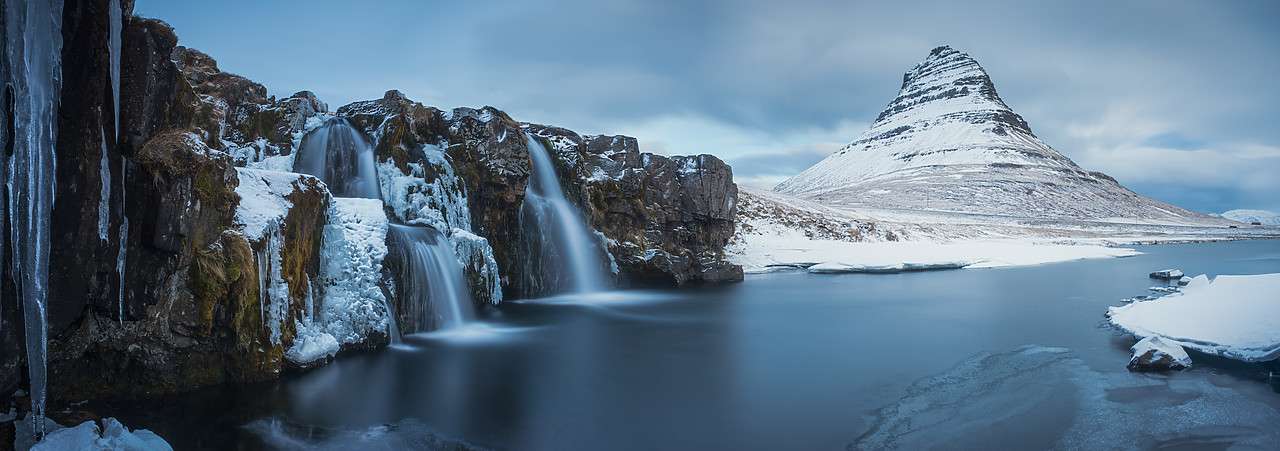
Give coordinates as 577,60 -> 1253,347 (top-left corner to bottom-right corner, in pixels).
775,46 -> 1226,225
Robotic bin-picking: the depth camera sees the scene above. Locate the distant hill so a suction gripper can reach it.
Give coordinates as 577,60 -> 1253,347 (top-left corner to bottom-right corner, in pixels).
1214,209 -> 1280,226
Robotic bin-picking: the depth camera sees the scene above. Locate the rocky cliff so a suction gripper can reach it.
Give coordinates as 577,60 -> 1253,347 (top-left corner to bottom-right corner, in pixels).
1,0 -> 741,413
1,0 -> 331,406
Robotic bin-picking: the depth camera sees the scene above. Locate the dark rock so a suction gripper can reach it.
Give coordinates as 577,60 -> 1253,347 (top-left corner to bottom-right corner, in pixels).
1127,336 -> 1192,372
119,16 -> 196,156
1148,268 -> 1184,280
33,6 -> 330,404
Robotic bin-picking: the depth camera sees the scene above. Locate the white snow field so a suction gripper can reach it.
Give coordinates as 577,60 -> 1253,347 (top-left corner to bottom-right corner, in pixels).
1215,209 -> 1280,226
1108,273 -> 1280,362
727,187 -> 1276,274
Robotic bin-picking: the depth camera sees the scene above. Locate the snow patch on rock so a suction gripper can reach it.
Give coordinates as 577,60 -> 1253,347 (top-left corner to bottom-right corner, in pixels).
233,168 -> 316,240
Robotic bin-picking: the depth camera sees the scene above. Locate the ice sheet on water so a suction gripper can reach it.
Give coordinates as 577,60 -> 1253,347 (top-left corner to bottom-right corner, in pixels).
245,415 -> 485,450
852,345 -> 1280,450
1109,273 -> 1280,362
30,417 -> 171,450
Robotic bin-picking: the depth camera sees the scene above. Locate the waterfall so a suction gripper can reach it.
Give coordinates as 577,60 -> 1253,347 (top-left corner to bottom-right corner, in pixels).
520,134 -> 604,295
293,118 -> 381,199
3,0 -> 65,437
386,224 -> 473,332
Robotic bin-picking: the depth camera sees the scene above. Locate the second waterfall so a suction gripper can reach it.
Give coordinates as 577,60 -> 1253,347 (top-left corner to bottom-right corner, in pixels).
519,134 -> 607,296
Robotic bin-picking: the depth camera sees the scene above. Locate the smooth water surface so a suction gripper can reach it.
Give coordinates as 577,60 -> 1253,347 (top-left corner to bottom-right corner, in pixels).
95,239 -> 1280,449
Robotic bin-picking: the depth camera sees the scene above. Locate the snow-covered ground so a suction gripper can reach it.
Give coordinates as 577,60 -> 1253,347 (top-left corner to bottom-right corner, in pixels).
729,187 -> 1279,274
1108,273 -> 1280,362
1215,209 -> 1280,226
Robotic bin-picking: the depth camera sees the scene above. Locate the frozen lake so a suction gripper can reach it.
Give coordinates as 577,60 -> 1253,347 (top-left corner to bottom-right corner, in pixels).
95,239 -> 1280,449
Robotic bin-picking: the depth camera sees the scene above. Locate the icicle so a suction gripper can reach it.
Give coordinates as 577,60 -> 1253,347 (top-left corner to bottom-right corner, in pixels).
97,124 -> 110,241
257,248 -> 267,332
102,0 -> 120,246
255,222 -> 288,344
116,157 -> 127,324
108,0 -> 120,139
4,0 -> 65,437
303,276 -> 314,326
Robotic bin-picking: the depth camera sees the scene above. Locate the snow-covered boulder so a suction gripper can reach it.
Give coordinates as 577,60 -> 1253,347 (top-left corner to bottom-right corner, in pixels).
1109,273 -> 1280,362
1148,269 -> 1184,280
1127,336 -> 1192,371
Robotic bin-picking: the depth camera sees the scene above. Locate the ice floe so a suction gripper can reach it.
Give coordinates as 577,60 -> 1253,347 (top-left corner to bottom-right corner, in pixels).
1109,273 -> 1280,362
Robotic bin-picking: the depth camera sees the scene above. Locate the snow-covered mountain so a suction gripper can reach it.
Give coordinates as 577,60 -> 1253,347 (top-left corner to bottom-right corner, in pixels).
1214,209 -> 1280,226
775,46 -> 1227,226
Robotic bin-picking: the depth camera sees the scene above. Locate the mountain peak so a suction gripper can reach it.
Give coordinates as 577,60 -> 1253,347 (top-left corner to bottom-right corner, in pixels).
773,46 -> 1225,225
876,46 -> 1022,131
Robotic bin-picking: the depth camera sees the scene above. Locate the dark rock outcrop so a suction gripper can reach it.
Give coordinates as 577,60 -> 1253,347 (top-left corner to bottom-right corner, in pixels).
1127,336 -> 1192,372
340,91 -> 741,297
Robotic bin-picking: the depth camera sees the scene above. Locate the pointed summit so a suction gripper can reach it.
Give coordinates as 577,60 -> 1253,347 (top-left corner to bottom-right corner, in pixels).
775,46 -> 1225,224
876,46 -> 1027,134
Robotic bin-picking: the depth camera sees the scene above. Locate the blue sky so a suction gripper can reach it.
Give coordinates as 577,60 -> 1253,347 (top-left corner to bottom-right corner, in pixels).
134,0 -> 1280,214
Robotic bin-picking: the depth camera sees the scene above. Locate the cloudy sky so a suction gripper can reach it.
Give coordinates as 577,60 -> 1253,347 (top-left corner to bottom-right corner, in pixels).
135,0 -> 1280,214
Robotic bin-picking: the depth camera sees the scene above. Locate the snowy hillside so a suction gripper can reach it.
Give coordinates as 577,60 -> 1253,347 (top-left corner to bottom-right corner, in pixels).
775,46 -> 1228,226
728,187 -> 1280,274
1215,209 -> 1280,226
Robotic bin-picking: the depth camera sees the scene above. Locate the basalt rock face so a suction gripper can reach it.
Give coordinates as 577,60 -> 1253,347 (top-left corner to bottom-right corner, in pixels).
27,4 -> 329,403
170,45 -> 326,163
525,125 -> 742,286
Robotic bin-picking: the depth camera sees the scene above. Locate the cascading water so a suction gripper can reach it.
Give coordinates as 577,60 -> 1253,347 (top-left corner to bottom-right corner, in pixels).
386,224 -> 473,332
520,134 -> 605,295
293,118 -> 381,199
3,0 -> 65,437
